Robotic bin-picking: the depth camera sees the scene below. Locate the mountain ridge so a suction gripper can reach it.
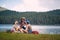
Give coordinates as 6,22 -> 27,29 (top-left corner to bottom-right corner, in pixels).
0,7 -> 60,12
0,7 -> 8,11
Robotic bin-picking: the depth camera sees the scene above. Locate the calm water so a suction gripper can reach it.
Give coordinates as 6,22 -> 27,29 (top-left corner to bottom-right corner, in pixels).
0,24 -> 60,34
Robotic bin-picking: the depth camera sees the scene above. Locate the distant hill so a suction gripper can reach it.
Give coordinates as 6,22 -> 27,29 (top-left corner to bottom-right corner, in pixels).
0,7 -> 60,25
0,7 -> 8,11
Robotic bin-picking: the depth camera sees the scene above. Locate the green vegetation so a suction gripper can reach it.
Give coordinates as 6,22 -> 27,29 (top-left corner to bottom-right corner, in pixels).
0,9 -> 60,25
0,32 -> 60,40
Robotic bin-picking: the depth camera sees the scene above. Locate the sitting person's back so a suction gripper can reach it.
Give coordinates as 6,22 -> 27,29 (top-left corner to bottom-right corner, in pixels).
27,22 -> 32,33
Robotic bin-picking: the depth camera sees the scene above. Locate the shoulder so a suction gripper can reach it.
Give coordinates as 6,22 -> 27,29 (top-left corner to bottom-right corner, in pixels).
27,24 -> 31,27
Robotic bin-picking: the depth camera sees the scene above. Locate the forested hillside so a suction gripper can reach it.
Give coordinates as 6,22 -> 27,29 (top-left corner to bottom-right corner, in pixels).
0,9 -> 60,25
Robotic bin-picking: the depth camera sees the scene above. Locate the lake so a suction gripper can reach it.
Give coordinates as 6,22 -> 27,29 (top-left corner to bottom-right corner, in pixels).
0,24 -> 60,34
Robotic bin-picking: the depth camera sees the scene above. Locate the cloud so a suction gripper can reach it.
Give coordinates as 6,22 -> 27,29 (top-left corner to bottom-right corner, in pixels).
11,0 -> 49,12
39,0 -> 60,10
0,0 -> 60,12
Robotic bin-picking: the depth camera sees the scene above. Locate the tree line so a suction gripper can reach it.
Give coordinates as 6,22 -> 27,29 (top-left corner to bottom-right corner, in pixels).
0,9 -> 60,25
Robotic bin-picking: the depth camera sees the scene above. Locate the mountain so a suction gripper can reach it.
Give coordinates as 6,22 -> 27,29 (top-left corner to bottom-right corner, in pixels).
0,7 -> 60,25
0,7 -> 8,11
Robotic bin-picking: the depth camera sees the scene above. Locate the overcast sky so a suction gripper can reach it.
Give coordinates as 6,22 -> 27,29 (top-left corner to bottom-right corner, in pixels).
0,0 -> 60,12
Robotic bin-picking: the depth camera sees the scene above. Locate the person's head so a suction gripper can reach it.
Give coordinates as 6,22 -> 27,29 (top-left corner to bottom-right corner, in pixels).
15,21 -> 18,24
20,17 -> 26,22
26,20 -> 30,24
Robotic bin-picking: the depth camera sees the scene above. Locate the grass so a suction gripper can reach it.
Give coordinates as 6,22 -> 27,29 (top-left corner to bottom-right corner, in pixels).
0,32 -> 60,40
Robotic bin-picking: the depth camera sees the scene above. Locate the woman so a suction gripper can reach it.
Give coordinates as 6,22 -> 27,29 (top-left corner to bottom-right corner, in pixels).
20,21 -> 28,33
19,17 -> 28,33
19,17 -> 32,33
13,21 -> 20,32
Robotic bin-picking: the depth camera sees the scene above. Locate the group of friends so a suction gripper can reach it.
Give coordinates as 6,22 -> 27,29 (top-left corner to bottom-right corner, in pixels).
12,17 -> 32,33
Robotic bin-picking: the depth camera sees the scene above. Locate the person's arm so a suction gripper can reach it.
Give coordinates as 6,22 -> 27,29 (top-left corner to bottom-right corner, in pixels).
25,24 -> 32,31
28,24 -> 32,30
22,25 -> 28,33
25,25 -> 28,31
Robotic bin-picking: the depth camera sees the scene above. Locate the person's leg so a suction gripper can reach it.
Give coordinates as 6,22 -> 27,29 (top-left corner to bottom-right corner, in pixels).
23,30 -> 28,33
15,28 -> 18,31
19,28 -> 24,33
